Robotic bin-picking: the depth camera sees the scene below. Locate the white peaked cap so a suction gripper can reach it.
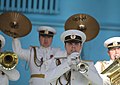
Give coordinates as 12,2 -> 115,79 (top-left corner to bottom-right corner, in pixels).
37,26 -> 56,34
104,37 -> 120,48
61,30 -> 86,44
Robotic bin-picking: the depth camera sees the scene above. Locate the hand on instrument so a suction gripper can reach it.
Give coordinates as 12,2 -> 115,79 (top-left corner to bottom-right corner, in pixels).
67,52 -> 80,66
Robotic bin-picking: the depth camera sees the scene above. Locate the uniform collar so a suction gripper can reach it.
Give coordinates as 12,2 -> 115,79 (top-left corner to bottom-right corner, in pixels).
105,59 -> 114,65
40,46 -> 51,50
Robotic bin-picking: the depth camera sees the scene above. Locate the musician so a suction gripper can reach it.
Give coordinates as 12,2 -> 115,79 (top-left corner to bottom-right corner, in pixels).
12,26 -> 62,85
95,37 -> 120,85
45,30 -> 103,85
0,34 -> 20,85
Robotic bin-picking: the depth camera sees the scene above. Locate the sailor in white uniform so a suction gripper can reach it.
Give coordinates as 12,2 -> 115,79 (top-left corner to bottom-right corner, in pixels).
12,26 -> 61,85
0,34 -> 20,85
45,30 -> 103,85
95,37 -> 120,85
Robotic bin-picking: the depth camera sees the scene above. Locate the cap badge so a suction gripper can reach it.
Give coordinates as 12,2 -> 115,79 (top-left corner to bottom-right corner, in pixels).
70,35 -> 76,39
44,30 -> 49,34
113,41 -> 118,46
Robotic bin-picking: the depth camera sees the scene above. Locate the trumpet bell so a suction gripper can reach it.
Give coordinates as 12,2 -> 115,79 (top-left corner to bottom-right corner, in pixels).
77,62 -> 89,73
0,52 -> 18,70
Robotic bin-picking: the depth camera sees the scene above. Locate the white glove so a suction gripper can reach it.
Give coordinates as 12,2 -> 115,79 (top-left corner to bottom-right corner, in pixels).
67,52 -> 80,66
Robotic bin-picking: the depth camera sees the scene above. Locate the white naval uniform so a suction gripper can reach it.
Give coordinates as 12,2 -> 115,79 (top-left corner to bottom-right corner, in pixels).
0,71 -> 9,85
45,52 -> 103,85
95,60 -> 113,85
12,38 -> 61,85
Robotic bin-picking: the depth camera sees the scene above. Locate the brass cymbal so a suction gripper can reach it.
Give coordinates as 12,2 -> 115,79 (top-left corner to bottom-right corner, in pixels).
64,14 -> 100,41
0,12 -> 32,38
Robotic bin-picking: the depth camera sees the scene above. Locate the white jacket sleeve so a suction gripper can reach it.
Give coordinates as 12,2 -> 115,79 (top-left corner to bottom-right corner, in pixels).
81,62 -> 103,85
95,62 -> 111,85
12,38 -> 30,61
45,60 -> 71,83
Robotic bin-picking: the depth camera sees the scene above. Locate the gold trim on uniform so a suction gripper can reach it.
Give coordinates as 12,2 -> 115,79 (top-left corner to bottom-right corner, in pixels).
31,74 -> 45,78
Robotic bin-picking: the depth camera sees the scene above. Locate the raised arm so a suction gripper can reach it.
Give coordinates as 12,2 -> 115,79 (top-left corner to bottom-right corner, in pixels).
12,38 -> 30,61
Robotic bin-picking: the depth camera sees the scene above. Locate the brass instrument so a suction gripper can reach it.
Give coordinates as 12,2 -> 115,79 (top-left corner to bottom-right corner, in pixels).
0,51 -> 18,70
77,61 -> 89,73
101,57 -> 120,85
55,56 -> 89,73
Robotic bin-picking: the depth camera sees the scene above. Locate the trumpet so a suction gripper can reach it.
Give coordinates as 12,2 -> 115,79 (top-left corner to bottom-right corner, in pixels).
0,51 -> 18,70
70,55 -> 89,73
77,61 -> 89,73
55,55 -> 89,73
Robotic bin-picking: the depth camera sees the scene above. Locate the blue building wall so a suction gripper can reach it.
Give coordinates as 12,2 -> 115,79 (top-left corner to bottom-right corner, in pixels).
0,0 -> 120,85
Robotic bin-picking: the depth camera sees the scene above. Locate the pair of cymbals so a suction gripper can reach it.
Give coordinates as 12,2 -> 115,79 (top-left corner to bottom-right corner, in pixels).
64,14 -> 100,41
0,12 -> 32,38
